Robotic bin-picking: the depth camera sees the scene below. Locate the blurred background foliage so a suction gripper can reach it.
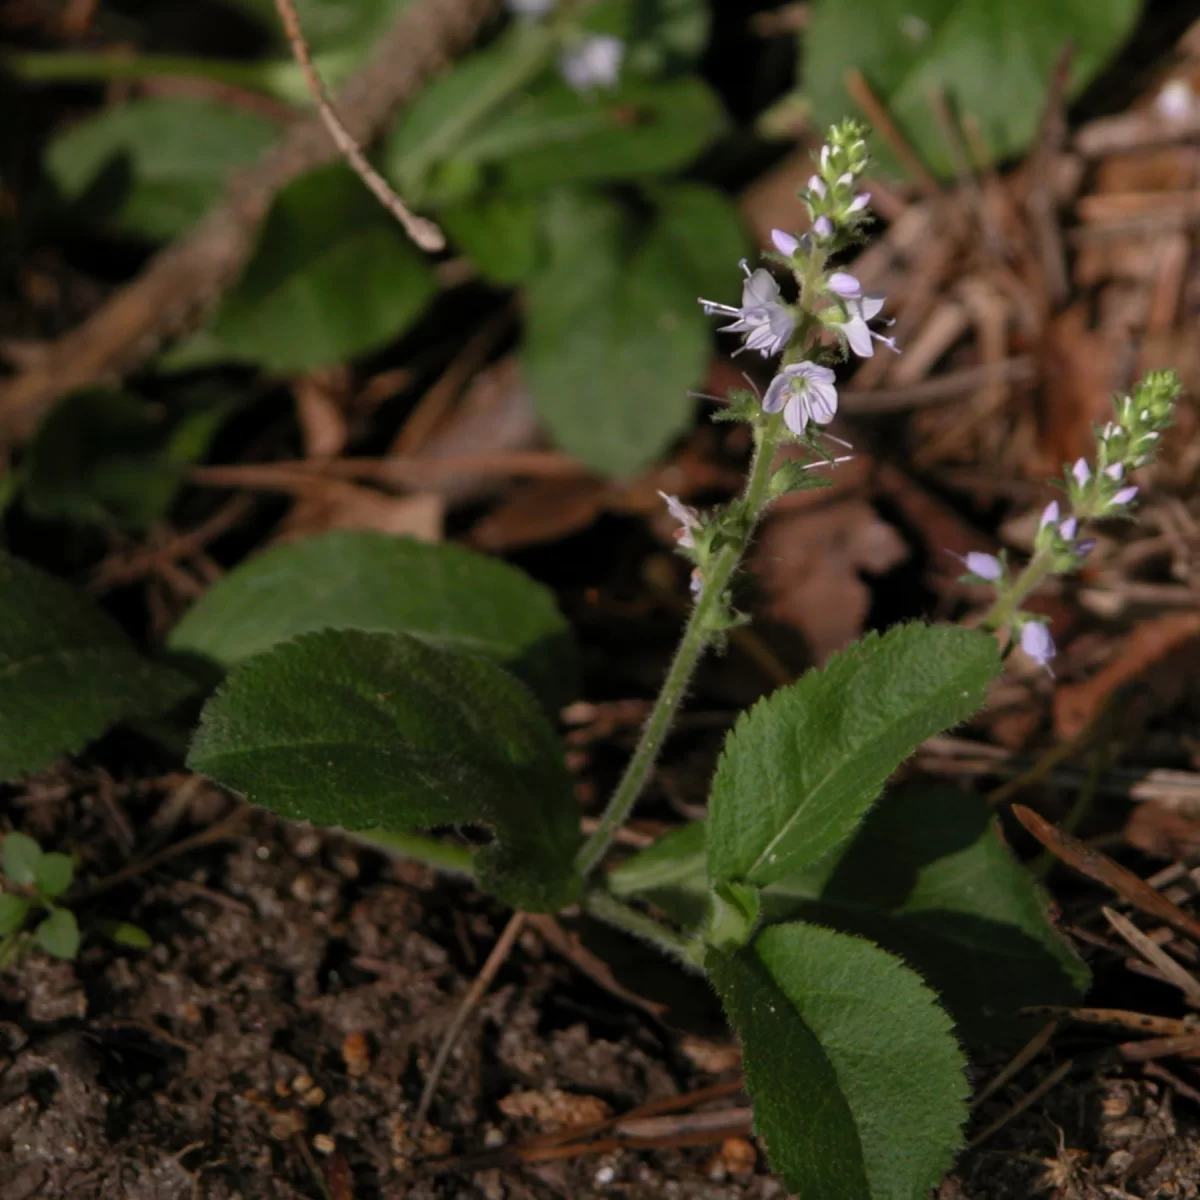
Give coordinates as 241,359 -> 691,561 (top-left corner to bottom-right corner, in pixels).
0,0 -> 1154,517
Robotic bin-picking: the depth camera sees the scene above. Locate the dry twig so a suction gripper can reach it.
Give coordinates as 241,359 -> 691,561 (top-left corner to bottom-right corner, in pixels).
272,0 -> 444,251
415,910 -> 527,1125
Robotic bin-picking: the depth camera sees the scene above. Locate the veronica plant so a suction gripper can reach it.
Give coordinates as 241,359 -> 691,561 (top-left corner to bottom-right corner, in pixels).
0,122 -> 1178,1198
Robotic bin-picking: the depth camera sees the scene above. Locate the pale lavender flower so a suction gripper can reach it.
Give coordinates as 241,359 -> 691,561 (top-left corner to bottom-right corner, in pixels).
813,216 -> 833,239
1075,539 -> 1097,559
828,294 -> 897,358
771,229 -> 800,256
962,552 -> 1003,581
808,175 -> 827,199
1104,462 -> 1124,480
1039,500 -> 1060,530
699,263 -> 795,358
847,192 -> 871,214
1058,517 -> 1078,541
762,362 -> 838,435
658,491 -> 701,549
560,35 -> 624,91
828,272 -> 862,298
1113,485 -> 1139,506
1020,621 -> 1056,672
1072,458 -> 1091,487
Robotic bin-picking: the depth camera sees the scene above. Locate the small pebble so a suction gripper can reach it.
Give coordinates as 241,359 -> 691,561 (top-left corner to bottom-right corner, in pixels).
312,1133 -> 336,1156
594,1163 -> 616,1186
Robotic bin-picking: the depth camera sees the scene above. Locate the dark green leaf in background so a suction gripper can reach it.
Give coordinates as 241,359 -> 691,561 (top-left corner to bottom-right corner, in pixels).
438,194 -> 542,285
0,554 -> 195,782
710,922 -> 969,1200
804,0 -> 1140,177
2,832 -> 42,887
209,165 -> 437,371
461,78 -> 727,196
0,894 -> 30,937
611,785 -> 1085,1042
168,531 -> 577,712
21,389 -> 232,530
759,787 -> 1088,1043
33,852 -> 74,900
220,0 -> 411,57
187,629 -> 581,910
627,0 -> 712,74
523,185 -> 747,476
45,97 -> 278,240
707,623 -> 999,889
34,907 -> 80,960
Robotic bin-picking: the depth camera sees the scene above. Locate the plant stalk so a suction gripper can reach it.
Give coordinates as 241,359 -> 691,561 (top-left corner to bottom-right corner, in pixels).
574,414 -> 784,878
582,887 -> 704,969
980,549 -> 1055,635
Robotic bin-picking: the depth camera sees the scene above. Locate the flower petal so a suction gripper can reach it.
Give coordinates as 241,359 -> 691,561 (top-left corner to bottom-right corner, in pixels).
762,372 -> 790,414
742,268 -> 780,308
842,315 -> 874,358
827,272 -> 861,298
771,229 -> 800,256
783,390 -> 809,435
808,380 -> 839,424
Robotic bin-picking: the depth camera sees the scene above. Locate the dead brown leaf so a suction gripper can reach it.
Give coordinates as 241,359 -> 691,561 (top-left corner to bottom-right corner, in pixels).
753,452 -> 906,663
1125,802 -> 1200,860
497,1089 -> 611,1132
1053,612 -> 1200,739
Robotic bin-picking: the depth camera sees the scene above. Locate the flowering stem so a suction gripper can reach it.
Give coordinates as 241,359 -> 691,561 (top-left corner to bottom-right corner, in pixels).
574,414 -> 786,879
979,549 -> 1055,635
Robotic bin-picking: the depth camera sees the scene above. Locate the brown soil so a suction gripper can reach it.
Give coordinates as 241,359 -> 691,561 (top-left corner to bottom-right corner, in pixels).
3,768 -> 1200,1200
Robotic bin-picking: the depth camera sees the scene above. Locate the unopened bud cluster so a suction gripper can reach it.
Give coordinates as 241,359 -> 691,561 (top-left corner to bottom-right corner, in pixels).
962,370 -> 1181,672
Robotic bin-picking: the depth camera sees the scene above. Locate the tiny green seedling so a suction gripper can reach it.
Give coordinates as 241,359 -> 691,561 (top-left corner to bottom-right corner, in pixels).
0,831 -> 80,964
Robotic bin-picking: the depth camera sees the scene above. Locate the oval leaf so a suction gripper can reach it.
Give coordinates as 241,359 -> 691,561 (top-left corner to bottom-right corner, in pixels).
709,922 -> 968,1200
35,908 -> 81,960
210,165 -> 437,371
46,96 -> 278,240
523,186 -> 747,476
34,852 -> 75,900
0,553 -> 195,781
2,831 -> 42,887
0,894 -> 31,937
707,623 -> 999,889
168,531 -> 576,711
804,0 -> 1139,177
187,629 -> 580,910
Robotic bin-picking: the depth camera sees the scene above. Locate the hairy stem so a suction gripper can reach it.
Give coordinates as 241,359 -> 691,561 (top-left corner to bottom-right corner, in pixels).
582,888 -> 704,969
574,414 -> 785,878
980,549 -> 1055,635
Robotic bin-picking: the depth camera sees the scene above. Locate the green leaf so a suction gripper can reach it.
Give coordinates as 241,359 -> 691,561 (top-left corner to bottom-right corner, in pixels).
2,832 -> 42,887
21,389 -> 232,529
220,0 -> 410,57
707,623 -> 999,889
187,629 -> 581,910
0,552 -> 196,781
523,186 -> 747,475
167,530 -> 576,712
34,853 -> 74,900
709,922 -> 968,1200
209,165 -> 437,371
438,194 -> 542,285
34,907 -> 80,960
804,0 -> 1140,177
765,787 -> 1089,1044
627,0 -> 711,74
0,894 -> 31,936
385,24 -> 557,206
613,787 -> 1087,1044
98,919 -> 153,949
45,96 -> 278,239
457,77 -> 728,197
